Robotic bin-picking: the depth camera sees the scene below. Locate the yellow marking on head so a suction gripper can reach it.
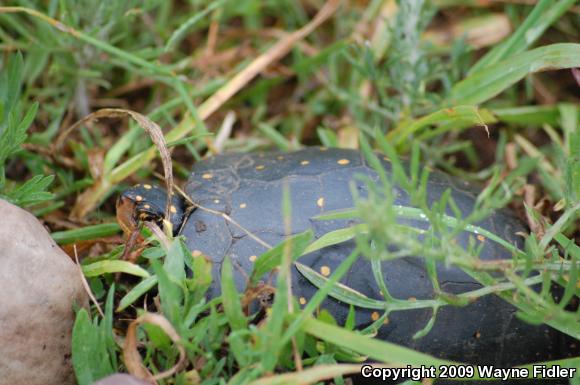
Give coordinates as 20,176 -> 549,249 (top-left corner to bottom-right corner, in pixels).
317,197 -> 324,208
135,195 -> 143,202
383,156 -> 389,161
255,165 -> 265,170
277,156 -> 284,160
337,159 -> 350,165
249,255 -> 257,262
143,184 -> 152,189
371,311 -> 380,321
192,250 -> 202,257
319,147 -> 328,151
202,173 -> 213,180
320,266 -> 331,277
383,318 -> 390,325
143,204 -> 151,209
170,205 -> 177,213
474,331 -> 481,339
477,234 -> 486,242
300,160 -> 310,166
239,203 -> 247,209
299,297 -> 307,305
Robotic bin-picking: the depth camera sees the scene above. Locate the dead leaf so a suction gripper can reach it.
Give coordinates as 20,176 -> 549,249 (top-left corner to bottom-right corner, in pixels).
123,313 -> 186,382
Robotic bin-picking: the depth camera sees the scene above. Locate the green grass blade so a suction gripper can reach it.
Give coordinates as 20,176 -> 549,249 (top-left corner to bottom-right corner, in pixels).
387,105 -> 495,146
469,0 -> 577,74
492,105 -> 564,126
250,230 -> 314,285
258,123 -> 292,150
555,233 -> 580,260
71,309 -> 116,385
164,0 -> 226,52
117,276 -> 158,312
303,225 -> 366,254
295,262 -> 387,309
450,43 -> 580,105
315,206 -> 525,257
51,223 -> 121,244
82,260 -> 150,278
221,256 -> 247,331
247,364 -> 364,385
301,317 -> 453,366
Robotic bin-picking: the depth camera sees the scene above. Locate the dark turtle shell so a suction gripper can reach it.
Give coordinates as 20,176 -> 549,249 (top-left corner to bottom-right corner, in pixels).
176,147 -> 576,368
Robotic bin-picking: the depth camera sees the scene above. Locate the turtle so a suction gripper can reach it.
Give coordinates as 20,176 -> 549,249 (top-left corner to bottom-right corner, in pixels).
116,147 -> 577,373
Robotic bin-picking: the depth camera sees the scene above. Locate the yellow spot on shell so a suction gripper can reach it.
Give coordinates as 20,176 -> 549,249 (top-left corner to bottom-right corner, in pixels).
299,297 -> 307,305
319,147 -> 328,151
135,195 -> 143,202
214,199 -> 220,204
300,160 -> 310,165
320,266 -> 331,276
143,184 -> 152,189
277,156 -> 284,160
337,159 -> 350,165
249,255 -> 257,262
317,197 -> 324,208
371,311 -> 380,321
239,203 -> 247,209
408,297 -> 417,302
192,250 -> 202,257
383,318 -> 390,325
202,173 -> 213,179
477,235 -> 486,242
255,165 -> 265,170
170,205 -> 177,213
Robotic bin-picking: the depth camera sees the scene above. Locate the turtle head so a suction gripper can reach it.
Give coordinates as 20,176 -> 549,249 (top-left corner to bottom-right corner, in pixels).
116,184 -> 186,236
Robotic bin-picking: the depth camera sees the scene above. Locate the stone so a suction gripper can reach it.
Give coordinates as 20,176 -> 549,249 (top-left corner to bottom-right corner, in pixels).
0,199 -> 88,385
91,374 -> 152,385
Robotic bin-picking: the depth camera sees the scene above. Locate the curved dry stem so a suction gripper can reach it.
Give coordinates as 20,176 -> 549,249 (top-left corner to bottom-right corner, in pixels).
57,109 -> 174,221
123,312 -> 186,382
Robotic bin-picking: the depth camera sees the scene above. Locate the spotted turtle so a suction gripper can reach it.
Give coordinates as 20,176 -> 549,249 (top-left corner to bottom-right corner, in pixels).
117,147 -> 577,372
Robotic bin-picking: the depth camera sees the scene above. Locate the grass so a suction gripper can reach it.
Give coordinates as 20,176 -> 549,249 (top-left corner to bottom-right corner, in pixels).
0,0 -> 579,384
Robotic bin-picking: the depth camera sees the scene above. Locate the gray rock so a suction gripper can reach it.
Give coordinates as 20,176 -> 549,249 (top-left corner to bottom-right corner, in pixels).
91,374 -> 152,385
0,199 -> 88,385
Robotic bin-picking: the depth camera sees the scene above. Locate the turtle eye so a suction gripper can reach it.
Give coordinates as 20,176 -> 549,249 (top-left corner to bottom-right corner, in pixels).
138,212 -> 155,222
135,202 -> 164,224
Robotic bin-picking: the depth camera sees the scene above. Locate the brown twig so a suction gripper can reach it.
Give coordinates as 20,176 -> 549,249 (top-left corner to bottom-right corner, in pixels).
74,244 -> 105,318
196,0 -> 341,122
